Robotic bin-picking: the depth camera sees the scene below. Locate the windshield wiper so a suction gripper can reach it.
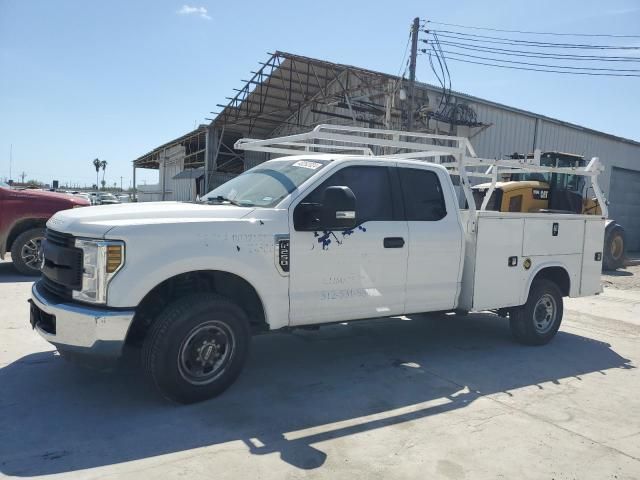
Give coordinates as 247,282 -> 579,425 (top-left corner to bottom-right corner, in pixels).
207,195 -> 253,207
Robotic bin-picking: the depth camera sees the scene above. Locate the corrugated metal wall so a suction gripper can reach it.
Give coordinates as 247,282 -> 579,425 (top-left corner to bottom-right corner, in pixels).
158,146 -> 184,201
174,178 -> 196,201
609,167 -> 640,250
460,98 -> 640,197
468,103 -> 537,158
268,76 -> 640,201
137,145 -> 184,202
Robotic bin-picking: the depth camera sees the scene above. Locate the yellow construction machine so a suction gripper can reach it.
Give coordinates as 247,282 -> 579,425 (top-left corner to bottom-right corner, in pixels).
472,151 -> 625,270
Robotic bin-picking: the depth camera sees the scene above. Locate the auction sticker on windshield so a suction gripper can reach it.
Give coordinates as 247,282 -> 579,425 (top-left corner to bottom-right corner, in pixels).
293,160 -> 323,170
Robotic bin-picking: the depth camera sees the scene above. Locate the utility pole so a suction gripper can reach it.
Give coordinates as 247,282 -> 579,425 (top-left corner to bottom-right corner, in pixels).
20,171 -> 26,183
407,16 -> 420,132
120,176 -> 123,191
9,144 -> 12,182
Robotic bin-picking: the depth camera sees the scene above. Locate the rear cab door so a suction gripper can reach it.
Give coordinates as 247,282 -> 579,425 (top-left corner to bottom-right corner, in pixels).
395,163 -> 465,313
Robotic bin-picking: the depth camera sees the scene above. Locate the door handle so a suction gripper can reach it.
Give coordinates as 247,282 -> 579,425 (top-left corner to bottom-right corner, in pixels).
383,237 -> 405,248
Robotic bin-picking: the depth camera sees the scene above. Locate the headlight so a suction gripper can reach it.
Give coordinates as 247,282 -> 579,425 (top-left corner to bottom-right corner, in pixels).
72,239 -> 125,304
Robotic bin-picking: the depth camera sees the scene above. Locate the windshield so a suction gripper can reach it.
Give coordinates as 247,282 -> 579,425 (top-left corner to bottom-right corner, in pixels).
509,154 -> 583,185
509,172 -> 551,183
202,159 -> 330,207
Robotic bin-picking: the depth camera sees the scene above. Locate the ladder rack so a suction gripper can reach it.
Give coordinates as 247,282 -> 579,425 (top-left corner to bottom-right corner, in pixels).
235,124 -> 608,219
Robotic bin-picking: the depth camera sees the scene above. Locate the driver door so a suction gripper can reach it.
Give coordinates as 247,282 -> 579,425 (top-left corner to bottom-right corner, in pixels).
288,163 -> 408,325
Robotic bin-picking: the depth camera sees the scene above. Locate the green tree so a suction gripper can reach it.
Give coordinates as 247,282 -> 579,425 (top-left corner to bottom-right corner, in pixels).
26,179 -> 44,187
92,158 -> 101,189
100,160 -> 108,189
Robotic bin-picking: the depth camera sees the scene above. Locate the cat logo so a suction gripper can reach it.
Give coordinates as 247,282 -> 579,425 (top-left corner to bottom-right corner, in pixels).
532,189 -> 549,200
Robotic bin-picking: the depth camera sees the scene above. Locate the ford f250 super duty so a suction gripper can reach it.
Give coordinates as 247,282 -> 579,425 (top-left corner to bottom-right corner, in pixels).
29,126 -> 607,403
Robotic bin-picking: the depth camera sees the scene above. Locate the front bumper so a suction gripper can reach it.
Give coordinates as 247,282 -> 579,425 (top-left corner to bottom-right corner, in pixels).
30,282 -> 135,362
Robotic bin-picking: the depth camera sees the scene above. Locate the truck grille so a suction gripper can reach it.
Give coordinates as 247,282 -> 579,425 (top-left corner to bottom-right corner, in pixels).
39,275 -> 74,301
45,229 -> 75,248
40,229 -> 83,301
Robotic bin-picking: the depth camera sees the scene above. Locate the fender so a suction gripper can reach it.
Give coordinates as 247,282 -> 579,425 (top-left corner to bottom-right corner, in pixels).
133,264 -> 271,323
520,260 -> 573,305
1,217 -> 48,258
107,248 -> 289,330
605,220 -> 624,236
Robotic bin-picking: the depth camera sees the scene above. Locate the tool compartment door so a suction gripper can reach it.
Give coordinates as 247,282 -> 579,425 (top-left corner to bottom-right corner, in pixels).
580,219 -> 605,296
473,217 -> 526,310
522,218 -> 584,256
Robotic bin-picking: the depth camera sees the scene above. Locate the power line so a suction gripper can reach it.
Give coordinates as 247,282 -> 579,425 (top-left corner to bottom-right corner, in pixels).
430,39 -> 640,62
426,31 -> 640,50
432,33 -> 452,109
420,48 -> 640,72
397,27 -> 412,77
396,29 -> 412,78
433,29 -> 640,49
436,55 -> 640,77
426,20 -> 640,39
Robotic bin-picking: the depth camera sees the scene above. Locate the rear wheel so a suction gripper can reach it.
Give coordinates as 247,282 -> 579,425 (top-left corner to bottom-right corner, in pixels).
510,279 -> 563,346
603,227 -> 625,271
11,228 -> 45,276
142,294 -> 250,404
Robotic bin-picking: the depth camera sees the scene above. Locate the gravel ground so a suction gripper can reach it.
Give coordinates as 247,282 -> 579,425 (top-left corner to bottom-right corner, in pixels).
602,254 -> 640,291
1,257 -> 639,480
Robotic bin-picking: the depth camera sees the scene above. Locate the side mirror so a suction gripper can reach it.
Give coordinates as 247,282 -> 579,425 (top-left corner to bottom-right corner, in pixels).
294,186 -> 357,231
321,186 -> 357,230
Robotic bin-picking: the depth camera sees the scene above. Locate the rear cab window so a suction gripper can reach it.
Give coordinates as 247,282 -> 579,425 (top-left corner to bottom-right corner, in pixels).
397,167 -> 447,221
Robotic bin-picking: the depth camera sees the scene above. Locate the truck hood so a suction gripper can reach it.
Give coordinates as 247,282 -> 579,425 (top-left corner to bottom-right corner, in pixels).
3,187 -> 89,206
46,201 -> 255,238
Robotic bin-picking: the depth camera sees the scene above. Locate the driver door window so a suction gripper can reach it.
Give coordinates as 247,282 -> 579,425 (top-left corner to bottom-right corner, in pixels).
302,165 -> 395,222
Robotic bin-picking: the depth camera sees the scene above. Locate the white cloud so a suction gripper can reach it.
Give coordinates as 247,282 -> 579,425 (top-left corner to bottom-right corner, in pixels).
177,5 -> 211,20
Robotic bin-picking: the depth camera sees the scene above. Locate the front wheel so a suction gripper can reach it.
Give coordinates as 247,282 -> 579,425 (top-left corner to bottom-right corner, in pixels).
11,227 -> 45,276
509,279 -> 563,346
142,294 -> 250,404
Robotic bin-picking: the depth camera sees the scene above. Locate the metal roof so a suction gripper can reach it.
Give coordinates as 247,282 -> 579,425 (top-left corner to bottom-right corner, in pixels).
133,125 -> 207,169
173,167 -> 205,179
133,51 -> 639,170
210,51 -> 399,138
212,51 -> 639,147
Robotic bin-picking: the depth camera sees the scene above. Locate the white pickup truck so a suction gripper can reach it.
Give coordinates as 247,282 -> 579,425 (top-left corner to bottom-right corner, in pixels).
30,126 -> 607,403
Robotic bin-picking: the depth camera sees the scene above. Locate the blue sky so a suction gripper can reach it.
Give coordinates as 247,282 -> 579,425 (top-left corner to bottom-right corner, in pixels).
1,0 -> 639,188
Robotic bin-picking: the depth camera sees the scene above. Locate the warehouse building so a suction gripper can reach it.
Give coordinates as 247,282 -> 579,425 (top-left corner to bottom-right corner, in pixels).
132,51 -> 640,249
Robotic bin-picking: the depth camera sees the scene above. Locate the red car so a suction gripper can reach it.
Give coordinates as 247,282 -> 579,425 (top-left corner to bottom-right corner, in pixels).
0,182 -> 90,275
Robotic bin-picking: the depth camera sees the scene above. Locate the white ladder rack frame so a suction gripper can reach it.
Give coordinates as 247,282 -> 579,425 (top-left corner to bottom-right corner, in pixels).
234,124 -> 609,220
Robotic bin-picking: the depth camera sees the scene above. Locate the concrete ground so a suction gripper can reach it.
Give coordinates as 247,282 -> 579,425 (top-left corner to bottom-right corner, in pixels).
1,257 -> 639,480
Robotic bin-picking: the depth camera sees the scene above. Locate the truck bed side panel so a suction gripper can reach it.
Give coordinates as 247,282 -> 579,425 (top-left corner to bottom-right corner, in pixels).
469,213 -> 605,311
472,217 -> 526,310
580,218 -> 605,296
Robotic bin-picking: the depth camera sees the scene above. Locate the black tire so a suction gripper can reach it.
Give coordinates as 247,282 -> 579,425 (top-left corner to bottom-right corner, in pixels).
602,226 -> 625,271
142,294 -> 250,404
10,227 -> 45,276
509,279 -> 563,346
